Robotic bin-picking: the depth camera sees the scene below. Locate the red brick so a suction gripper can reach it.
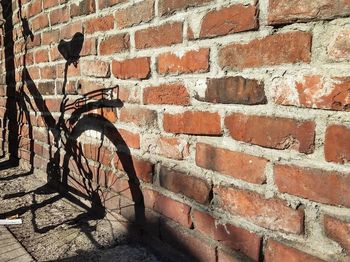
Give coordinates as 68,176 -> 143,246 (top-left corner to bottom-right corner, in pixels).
112,57 -> 150,80
80,60 -> 110,78
196,143 -> 267,184
50,48 -> 61,62
95,108 -> 117,123
154,195 -> 192,227
157,48 -> 209,75
60,22 -> 83,40
115,0 -> 154,28
31,13 -> 49,32
328,27 -> 350,61
193,210 -> 261,261
143,83 -> 190,105
42,30 -> 60,45
200,4 -> 258,38
44,0 -> 62,9
159,167 -> 211,204
27,0 -> 42,17
203,76 -> 266,105
83,143 -> 112,165
80,38 -> 97,56
265,240 -> 323,262
163,111 -> 221,135
214,187 -> 304,234
160,221 -> 216,261
40,66 -> 57,79
114,153 -> 154,183
325,125 -> 350,164
99,34 -> 130,55
50,7 -> 70,26
274,75 -> 350,111
143,136 -> 189,160
217,249 -> 242,262
225,113 -> 315,154
219,32 -> 312,70
37,82 -> 55,95
99,0 -> 126,9
103,124 -> 140,149
70,0 -> 96,17
324,215 -> 350,254
56,63 -> 81,77
142,188 -> 159,209
135,22 -> 183,49
84,15 -> 114,34
117,129 -> 140,149
34,49 -> 49,63
268,0 -> 350,25
159,0 -> 212,16
275,165 -> 350,207
119,107 -> 157,127
27,34 -> 42,49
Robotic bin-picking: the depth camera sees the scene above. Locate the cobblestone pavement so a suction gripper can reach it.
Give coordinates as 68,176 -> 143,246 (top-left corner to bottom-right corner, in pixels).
0,163 -> 161,262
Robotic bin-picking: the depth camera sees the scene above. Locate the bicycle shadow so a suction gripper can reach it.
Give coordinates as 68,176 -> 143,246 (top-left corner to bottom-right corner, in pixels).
0,1 -> 213,261
0,0 -> 146,254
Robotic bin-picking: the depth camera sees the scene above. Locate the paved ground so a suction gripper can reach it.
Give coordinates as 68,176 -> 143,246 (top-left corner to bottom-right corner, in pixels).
0,226 -> 34,262
0,163 -> 162,262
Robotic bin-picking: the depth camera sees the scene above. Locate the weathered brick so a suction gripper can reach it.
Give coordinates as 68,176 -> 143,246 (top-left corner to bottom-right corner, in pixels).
99,34 -> 130,55
265,240 -> 323,262
196,143 -> 267,184
219,32 -> 312,70
273,75 -> 350,111
99,0 -> 126,9
37,82 -> 55,95
163,111 -> 221,135
200,4 -> 258,38
214,186 -> 304,234
325,125 -> 350,164
328,27 -> 350,61
274,164 -> 350,207
143,83 -> 190,105
135,22 -> 183,49
115,0 -> 154,28
225,113 -> 315,154
193,210 -> 262,261
143,136 -> 189,160
70,0 -> 96,17
217,249 -> 242,262
324,215 -> 350,254
159,167 -> 211,204
119,107 -> 157,127
112,57 -> 150,79
42,30 -> 60,45
157,48 -> 209,75
268,0 -> 350,25
201,76 -> 266,105
159,0 -> 212,16
80,60 -> 110,78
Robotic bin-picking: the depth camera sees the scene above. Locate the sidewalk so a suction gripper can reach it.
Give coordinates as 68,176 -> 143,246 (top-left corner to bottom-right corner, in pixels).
0,226 -> 33,262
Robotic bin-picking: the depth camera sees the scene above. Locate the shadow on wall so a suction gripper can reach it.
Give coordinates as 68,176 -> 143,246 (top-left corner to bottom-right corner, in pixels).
0,0 -> 150,258
0,1 -> 246,262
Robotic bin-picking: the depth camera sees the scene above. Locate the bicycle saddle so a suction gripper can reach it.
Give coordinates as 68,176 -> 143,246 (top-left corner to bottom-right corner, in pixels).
58,32 -> 84,65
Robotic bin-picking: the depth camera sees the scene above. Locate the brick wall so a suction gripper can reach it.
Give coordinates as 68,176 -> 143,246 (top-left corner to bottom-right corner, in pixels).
1,0 -> 350,261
